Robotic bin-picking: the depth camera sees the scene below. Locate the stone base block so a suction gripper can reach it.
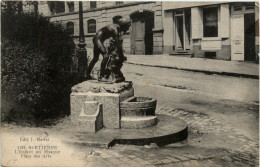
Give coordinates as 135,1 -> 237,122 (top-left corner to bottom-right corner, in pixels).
71,81 -> 134,129
74,101 -> 103,133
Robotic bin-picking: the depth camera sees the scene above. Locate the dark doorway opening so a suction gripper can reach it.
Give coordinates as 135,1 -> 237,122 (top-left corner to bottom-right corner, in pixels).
244,13 -> 255,61
130,11 -> 154,55
176,16 -> 184,50
184,9 -> 191,50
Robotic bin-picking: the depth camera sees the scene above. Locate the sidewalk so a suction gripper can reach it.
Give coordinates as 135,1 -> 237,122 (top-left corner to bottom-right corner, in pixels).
125,54 -> 259,79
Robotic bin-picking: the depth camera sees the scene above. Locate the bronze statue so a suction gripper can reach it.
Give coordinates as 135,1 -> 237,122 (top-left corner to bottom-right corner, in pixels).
86,18 -> 131,83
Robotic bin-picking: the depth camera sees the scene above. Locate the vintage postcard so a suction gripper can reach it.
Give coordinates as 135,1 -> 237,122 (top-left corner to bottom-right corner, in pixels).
1,1 -> 259,167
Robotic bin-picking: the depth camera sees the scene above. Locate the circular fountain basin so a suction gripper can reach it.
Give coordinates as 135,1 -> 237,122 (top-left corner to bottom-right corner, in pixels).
120,97 -> 157,116
120,96 -> 157,129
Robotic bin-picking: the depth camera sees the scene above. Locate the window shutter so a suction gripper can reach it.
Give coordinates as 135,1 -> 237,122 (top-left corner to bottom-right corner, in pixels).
220,4 -> 230,38
191,7 -> 203,39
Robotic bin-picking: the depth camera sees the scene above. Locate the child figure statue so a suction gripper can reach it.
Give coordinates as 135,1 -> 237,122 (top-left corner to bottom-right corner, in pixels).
86,18 -> 131,83
103,37 -> 127,83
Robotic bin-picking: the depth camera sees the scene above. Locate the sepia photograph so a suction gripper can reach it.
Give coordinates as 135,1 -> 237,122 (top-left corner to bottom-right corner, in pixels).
1,1 -> 259,166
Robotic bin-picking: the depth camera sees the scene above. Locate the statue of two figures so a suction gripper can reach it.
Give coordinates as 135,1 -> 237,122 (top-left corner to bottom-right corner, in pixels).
86,18 -> 131,83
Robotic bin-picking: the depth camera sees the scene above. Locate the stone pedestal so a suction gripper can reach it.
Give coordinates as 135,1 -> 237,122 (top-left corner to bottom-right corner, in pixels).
77,101 -> 103,133
69,80 -> 188,147
71,81 -> 134,130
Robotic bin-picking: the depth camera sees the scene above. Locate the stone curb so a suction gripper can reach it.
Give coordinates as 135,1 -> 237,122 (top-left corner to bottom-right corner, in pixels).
125,61 -> 259,79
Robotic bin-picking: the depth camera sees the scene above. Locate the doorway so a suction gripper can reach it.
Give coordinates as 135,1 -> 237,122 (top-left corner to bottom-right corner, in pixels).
130,11 -> 154,55
175,15 -> 184,50
175,9 -> 191,51
244,13 -> 255,61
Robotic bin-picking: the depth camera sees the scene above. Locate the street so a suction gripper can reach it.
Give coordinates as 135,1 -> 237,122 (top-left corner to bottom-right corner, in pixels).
2,63 -> 259,167
122,63 -> 259,104
2,1 -> 259,166
123,62 -> 259,139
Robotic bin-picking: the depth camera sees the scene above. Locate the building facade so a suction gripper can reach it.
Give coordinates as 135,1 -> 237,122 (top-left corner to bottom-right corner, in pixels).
31,1 -> 163,55
30,1 -> 259,61
163,2 -> 259,61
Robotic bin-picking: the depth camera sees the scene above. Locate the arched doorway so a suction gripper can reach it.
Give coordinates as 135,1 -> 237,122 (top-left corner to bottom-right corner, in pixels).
130,11 -> 154,55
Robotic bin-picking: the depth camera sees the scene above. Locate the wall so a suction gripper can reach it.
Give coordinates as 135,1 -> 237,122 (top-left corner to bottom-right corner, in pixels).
38,1 -> 163,55
163,3 -> 232,60
162,10 -> 175,54
191,4 -> 231,60
163,2 -> 226,11
255,5 -> 259,61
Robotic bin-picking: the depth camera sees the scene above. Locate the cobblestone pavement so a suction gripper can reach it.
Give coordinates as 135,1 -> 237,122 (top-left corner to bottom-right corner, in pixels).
66,103 -> 258,167
2,98 -> 258,167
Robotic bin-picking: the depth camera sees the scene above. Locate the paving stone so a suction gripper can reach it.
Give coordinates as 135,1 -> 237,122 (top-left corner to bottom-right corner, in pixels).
174,155 -> 190,161
118,157 -> 131,162
128,155 -> 136,159
134,158 -> 146,163
108,157 -> 125,166
166,157 -> 180,163
139,161 -> 152,165
102,154 -> 112,158
184,154 -> 198,160
223,156 -> 233,162
232,156 -> 242,161
161,158 -> 172,164
151,160 -> 163,165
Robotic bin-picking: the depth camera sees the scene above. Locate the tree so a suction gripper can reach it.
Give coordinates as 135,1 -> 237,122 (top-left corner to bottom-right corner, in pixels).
1,1 -> 76,125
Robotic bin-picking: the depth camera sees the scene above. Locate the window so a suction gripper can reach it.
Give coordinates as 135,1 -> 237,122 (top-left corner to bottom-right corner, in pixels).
48,1 -> 65,15
175,10 -> 183,15
49,2 -> 55,15
205,52 -> 216,59
203,7 -> 218,37
113,16 -> 123,24
67,2 -> 74,12
66,22 -> 74,35
90,1 -> 97,9
55,1 -> 65,13
234,6 -> 242,11
246,6 -> 255,10
116,1 -> 123,5
88,19 -> 96,33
